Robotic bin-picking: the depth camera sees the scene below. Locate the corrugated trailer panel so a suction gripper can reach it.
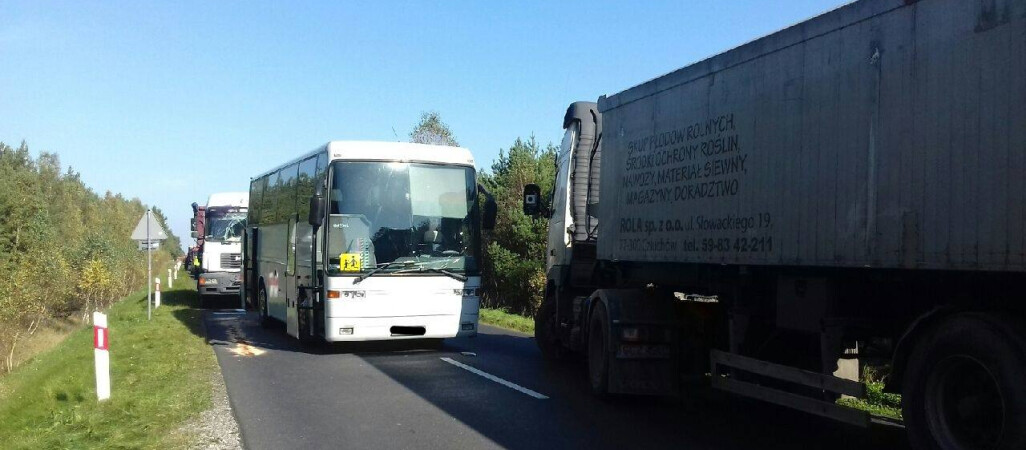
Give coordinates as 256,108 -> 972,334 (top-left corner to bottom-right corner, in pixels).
596,0 -> 1026,271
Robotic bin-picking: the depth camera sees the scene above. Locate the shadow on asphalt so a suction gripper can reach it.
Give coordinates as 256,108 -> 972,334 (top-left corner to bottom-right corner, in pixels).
360,331 -> 910,450
180,301 -> 910,450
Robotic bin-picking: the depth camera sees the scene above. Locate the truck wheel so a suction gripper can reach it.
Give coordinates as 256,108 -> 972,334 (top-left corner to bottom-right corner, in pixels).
587,303 -> 611,396
535,291 -> 564,361
258,285 -> 272,328
902,313 -> 1026,450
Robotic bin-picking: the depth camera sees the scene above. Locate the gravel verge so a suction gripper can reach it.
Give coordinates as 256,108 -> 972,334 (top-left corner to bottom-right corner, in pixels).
178,368 -> 242,449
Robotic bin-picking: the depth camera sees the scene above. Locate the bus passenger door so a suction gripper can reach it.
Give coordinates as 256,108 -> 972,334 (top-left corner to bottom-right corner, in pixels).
286,217 -> 299,337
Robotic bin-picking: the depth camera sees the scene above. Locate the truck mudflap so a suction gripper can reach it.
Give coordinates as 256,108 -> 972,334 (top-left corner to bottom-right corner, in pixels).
710,350 -> 870,427
608,350 -> 679,396
591,289 -> 680,396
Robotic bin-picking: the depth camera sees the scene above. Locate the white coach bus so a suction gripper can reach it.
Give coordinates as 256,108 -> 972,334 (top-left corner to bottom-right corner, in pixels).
242,141 -> 496,342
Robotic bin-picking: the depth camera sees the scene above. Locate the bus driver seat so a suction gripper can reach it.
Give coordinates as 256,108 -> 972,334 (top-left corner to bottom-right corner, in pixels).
422,220 -> 443,254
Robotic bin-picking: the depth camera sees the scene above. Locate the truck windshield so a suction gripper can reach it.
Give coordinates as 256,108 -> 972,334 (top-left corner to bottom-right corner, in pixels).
325,161 -> 479,276
205,210 -> 247,241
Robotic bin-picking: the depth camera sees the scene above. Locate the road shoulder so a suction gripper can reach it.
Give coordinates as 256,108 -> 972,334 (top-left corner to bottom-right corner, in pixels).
176,365 -> 242,449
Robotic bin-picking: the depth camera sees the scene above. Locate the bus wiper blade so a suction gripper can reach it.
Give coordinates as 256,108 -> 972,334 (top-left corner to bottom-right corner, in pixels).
353,261 -> 419,284
395,267 -> 468,282
433,268 -> 468,282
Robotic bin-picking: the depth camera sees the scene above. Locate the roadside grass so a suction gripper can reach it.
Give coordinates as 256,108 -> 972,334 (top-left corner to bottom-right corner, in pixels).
0,271 -> 216,449
479,307 -> 534,335
838,380 -> 903,421
5,315 -> 87,372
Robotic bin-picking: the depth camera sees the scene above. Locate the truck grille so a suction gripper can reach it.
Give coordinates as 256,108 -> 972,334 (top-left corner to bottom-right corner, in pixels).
220,253 -> 242,269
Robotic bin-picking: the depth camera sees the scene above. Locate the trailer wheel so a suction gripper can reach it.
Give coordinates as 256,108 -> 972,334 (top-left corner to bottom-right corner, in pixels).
588,303 -> 610,396
258,284 -> 272,328
535,290 -> 564,361
902,313 -> 1026,450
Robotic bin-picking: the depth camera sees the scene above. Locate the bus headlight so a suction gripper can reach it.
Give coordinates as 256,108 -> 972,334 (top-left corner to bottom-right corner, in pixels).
340,290 -> 366,299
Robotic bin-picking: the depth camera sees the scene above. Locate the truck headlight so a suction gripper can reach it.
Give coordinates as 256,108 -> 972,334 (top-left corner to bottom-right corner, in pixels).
454,288 -> 479,297
201,278 -> 218,285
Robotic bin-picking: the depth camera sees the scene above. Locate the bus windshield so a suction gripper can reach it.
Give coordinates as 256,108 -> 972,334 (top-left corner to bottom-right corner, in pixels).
206,210 -> 247,242
325,161 -> 479,276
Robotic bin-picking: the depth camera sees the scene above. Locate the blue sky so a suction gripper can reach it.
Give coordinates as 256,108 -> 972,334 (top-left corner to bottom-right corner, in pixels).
1,0 -> 850,249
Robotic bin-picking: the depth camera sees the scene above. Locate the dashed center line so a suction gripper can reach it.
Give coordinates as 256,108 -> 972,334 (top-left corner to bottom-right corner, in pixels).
440,357 -> 549,400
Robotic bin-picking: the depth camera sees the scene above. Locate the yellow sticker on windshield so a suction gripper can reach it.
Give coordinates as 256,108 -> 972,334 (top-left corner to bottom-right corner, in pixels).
339,253 -> 362,272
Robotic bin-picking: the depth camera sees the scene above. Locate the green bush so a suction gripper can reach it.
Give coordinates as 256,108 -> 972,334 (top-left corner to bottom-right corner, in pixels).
479,137 -> 556,316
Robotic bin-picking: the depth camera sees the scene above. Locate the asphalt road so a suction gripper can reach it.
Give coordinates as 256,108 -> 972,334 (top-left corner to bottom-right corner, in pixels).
201,308 -> 910,450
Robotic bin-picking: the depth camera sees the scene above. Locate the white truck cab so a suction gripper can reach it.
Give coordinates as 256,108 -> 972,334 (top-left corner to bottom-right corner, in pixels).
198,192 -> 249,305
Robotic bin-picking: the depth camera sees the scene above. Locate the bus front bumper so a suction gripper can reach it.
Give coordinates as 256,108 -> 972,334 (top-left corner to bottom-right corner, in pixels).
324,314 -> 478,342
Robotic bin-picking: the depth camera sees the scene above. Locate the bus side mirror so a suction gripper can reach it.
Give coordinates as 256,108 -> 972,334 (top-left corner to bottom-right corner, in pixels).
523,184 -> 542,217
483,197 -> 497,231
477,183 -> 497,231
308,191 -> 325,229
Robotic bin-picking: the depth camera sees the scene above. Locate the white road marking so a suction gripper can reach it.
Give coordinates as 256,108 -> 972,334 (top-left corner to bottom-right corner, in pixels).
440,357 -> 549,400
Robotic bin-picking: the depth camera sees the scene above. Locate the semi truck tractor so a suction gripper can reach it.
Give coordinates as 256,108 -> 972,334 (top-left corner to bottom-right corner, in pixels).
524,1 -> 1026,448
194,192 -> 249,306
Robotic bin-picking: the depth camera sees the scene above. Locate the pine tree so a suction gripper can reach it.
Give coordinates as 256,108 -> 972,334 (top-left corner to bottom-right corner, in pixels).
409,111 -> 459,146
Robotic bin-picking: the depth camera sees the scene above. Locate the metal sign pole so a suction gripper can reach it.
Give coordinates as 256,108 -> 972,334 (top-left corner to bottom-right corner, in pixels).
132,208 -> 166,319
147,209 -> 152,321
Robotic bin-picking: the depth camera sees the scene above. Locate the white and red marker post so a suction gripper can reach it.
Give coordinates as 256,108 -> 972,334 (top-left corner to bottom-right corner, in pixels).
93,311 -> 110,401
154,276 -> 161,308
167,268 -> 172,288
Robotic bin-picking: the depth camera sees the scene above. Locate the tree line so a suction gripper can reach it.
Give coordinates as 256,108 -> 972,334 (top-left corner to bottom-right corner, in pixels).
0,141 -> 181,373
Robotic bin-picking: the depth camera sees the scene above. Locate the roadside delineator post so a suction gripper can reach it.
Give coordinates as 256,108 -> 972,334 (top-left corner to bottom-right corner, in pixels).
154,277 -> 161,308
93,311 -> 110,401
174,264 -> 179,280
167,268 -> 172,288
